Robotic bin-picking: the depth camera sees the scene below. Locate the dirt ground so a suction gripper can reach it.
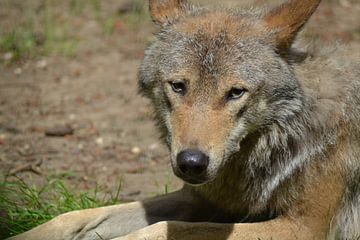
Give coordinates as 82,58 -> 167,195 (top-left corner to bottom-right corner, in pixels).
0,0 -> 360,202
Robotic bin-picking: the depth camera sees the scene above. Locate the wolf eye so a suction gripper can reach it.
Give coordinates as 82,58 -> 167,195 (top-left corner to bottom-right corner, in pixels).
169,81 -> 186,95
226,88 -> 246,101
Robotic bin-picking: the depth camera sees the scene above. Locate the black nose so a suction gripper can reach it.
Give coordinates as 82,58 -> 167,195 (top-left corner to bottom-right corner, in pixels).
176,149 -> 209,177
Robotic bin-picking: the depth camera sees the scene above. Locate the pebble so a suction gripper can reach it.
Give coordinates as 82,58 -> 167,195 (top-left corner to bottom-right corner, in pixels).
96,137 -> 104,145
3,52 -> 13,61
131,146 -> 141,154
14,68 -> 22,75
339,0 -> 351,7
36,59 -> 48,69
68,114 -> 76,120
0,134 -> 6,144
149,143 -> 159,150
45,125 -> 74,137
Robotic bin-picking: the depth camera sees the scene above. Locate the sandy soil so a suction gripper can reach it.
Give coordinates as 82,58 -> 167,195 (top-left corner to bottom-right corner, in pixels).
0,0 -> 359,201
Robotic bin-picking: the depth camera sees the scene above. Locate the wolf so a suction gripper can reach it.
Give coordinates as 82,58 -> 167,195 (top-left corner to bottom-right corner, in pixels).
8,0 -> 360,239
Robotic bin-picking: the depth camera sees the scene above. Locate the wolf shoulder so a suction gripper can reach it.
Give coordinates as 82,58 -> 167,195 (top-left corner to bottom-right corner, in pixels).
294,42 -> 360,122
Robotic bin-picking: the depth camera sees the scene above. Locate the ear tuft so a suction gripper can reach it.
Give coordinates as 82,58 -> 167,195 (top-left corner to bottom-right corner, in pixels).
265,0 -> 321,53
149,0 -> 188,25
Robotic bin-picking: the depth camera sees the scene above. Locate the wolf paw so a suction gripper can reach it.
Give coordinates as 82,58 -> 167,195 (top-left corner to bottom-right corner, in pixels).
111,222 -> 169,240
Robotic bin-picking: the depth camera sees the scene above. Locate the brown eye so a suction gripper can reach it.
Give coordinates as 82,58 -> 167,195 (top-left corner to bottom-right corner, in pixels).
226,88 -> 246,101
169,81 -> 186,95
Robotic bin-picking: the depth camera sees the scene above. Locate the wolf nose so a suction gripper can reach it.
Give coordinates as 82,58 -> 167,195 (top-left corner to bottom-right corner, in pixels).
176,149 -> 209,177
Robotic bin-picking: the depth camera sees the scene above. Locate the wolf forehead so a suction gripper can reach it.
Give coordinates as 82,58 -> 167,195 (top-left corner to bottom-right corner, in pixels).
142,10 -> 287,87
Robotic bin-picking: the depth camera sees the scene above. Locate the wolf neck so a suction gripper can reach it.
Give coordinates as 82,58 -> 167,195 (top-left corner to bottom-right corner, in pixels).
194,96 -> 337,220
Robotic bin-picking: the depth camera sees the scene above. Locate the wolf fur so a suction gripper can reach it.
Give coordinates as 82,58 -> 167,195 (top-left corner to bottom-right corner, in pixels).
8,0 -> 360,239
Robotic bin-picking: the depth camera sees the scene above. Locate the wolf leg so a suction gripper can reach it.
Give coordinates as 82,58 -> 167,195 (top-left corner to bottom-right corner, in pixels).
7,189 -> 205,240
110,218 -> 318,240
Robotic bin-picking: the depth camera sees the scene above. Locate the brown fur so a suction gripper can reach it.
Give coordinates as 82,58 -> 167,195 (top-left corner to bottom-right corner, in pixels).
150,0 -> 188,25
265,0 -> 322,51
176,12 -> 264,39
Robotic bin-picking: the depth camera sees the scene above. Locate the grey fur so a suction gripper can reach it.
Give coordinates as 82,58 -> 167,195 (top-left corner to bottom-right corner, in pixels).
139,2 -> 360,239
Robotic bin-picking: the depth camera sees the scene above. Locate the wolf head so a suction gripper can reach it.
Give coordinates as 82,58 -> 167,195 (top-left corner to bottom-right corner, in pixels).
139,0 -> 321,185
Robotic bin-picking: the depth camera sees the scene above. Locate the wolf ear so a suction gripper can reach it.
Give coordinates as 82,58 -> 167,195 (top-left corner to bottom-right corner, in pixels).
264,0 -> 321,53
149,0 -> 188,25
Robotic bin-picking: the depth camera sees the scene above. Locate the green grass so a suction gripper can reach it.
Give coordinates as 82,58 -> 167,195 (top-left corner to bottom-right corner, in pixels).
0,0 -> 151,63
0,0 -> 77,62
0,177 -> 122,238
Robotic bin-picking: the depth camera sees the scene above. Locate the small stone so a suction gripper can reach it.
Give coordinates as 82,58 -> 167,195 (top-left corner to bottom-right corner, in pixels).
36,59 -> 48,69
68,114 -> 76,120
131,146 -> 141,154
0,134 -> 6,145
3,52 -> 13,61
96,137 -> 104,145
14,68 -> 22,75
45,125 -> 74,137
149,143 -> 159,150
339,0 -> 351,7
117,1 -> 135,14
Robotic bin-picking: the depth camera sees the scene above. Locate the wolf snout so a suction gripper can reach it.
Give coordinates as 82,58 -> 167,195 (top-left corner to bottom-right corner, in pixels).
176,149 -> 209,183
